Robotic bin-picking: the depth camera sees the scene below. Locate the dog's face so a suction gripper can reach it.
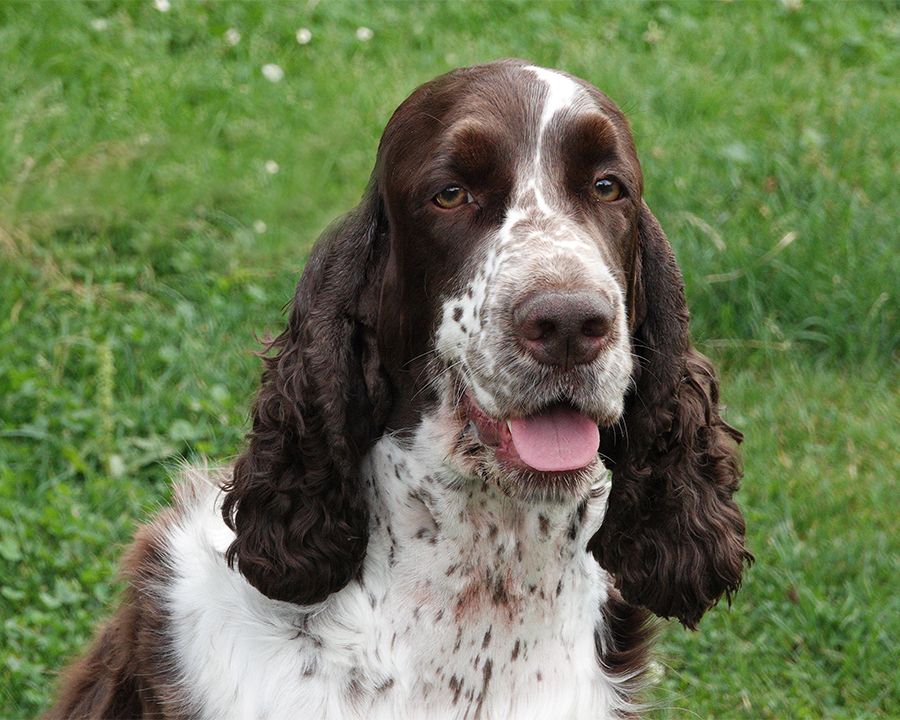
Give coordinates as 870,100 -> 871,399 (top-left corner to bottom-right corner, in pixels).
376,62 -> 641,500
225,60 -> 749,626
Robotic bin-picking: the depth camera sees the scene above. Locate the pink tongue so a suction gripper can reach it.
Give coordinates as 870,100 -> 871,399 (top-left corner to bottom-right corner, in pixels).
507,407 -> 600,472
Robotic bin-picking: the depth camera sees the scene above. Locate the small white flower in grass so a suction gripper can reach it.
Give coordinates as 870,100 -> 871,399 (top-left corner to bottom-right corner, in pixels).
90,18 -> 109,31
356,26 -> 374,42
224,28 -> 241,46
253,220 -> 267,234
153,0 -> 170,13
296,27 -> 312,45
642,20 -> 663,45
261,63 -> 284,83
108,454 -> 126,479
264,160 -> 279,175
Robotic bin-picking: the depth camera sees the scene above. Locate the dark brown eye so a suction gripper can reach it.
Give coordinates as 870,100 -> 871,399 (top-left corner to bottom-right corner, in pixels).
592,177 -> 623,202
433,186 -> 472,209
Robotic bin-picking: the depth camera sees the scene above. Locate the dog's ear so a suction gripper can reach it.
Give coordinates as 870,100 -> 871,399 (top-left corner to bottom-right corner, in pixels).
222,184 -> 390,605
591,202 -> 752,629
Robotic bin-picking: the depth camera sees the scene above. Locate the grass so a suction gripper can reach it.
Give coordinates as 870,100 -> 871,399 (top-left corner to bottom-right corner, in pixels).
0,1 -> 896,718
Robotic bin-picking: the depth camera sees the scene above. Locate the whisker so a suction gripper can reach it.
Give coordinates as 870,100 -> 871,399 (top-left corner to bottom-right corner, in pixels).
401,347 -> 440,370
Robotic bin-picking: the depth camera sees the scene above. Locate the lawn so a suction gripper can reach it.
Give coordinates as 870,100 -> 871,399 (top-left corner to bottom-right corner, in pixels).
1,1 -> 896,718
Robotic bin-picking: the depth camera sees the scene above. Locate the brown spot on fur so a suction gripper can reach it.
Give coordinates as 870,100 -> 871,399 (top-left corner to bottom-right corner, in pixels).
376,677 -> 395,694
449,674 -> 463,705
491,574 -> 510,606
346,669 -> 364,701
473,658 -> 493,720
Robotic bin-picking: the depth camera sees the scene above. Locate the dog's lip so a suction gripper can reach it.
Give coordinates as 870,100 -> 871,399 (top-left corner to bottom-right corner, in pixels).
460,392 -> 601,473
460,390 -> 605,429
461,392 -> 502,446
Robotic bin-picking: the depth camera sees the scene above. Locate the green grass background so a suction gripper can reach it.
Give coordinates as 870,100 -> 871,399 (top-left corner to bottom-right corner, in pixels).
1,1 -> 897,717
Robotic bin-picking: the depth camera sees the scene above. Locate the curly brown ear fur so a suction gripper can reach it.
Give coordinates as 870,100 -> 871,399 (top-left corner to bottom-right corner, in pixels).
221,185 -> 390,605
592,202 -> 752,629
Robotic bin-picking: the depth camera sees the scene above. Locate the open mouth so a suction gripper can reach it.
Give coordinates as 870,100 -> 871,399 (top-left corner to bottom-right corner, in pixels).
462,392 -> 601,474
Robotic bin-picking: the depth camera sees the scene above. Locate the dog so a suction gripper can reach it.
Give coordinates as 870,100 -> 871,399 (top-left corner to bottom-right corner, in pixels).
46,59 -> 751,720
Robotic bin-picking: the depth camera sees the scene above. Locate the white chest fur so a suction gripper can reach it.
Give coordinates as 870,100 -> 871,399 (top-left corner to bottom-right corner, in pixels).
163,441 -> 627,720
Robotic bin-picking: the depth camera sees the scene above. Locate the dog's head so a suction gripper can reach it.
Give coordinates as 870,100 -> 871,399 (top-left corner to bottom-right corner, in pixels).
222,60 -> 751,628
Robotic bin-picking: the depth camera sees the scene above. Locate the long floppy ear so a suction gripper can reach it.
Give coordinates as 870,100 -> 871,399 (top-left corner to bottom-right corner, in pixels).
221,184 -> 391,605
591,202 -> 752,629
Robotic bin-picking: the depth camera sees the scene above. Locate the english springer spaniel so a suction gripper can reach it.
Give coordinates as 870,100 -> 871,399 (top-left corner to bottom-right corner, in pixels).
46,60 -> 751,720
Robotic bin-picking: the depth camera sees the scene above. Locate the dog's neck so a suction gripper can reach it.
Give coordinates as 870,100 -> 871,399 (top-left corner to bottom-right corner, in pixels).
351,419 -> 623,717
362,430 -> 610,608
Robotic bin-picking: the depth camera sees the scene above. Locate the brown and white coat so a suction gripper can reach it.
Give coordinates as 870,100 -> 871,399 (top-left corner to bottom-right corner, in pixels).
46,60 -> 751,720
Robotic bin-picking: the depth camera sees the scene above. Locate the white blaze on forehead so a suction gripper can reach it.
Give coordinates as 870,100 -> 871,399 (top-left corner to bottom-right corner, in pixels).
525,65 -> 584,136
522,65 -> 589,214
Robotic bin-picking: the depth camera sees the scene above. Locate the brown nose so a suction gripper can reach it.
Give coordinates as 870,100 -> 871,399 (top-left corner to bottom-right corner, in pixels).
513,290 -> 615,368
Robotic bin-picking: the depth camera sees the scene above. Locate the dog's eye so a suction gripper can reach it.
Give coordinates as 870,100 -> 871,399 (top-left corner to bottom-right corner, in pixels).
433,186 -> 473,209
592,177 -> 623,202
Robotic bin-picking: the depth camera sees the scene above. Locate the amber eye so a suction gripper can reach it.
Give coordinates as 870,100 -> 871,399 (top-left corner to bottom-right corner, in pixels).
592,177 -> 623,202
433,186 -> 472,209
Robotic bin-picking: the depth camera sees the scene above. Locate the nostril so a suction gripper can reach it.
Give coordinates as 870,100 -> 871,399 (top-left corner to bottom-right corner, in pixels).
518,314 -> 557,342
534,319 -> 556,340
581,314 -> 612,338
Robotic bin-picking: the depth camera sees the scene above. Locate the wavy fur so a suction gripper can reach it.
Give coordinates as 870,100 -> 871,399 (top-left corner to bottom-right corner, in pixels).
221,186 -> 391,604
593,203 -> 753,629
